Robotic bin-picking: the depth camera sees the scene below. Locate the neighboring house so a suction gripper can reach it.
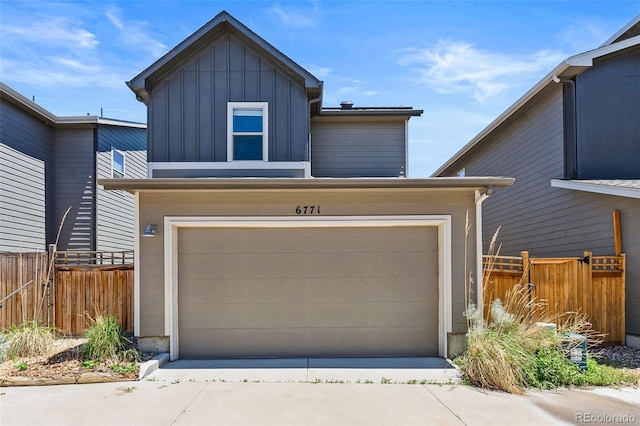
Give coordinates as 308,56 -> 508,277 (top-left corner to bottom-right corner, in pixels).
102,11 -> 513,361
0,82 -> 147,253
433,16 -> 640,346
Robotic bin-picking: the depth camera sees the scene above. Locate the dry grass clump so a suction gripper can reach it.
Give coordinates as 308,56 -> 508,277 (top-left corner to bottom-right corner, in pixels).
457,241 -> 637,393
4,320 -> 57,358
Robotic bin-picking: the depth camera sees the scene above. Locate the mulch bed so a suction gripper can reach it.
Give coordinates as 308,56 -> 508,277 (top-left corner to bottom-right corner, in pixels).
0,337 -> 154,386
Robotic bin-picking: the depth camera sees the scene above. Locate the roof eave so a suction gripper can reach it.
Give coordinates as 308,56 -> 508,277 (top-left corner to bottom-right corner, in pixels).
127,11 -> 321,104
432,35 -> 640,176
99,177 -> 514,193
0,82 -> 57,125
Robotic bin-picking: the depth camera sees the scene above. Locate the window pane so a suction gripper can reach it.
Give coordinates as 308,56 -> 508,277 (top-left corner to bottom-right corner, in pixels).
233,108 -> 263,132
112,150 -> 125,178
233,135 -> 263,160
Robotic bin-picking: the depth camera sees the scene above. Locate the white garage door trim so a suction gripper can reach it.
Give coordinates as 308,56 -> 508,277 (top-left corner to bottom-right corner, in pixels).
163,215 -> 452,360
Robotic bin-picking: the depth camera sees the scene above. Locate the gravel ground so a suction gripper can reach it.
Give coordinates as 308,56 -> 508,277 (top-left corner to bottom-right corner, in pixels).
591,345 -> 640,369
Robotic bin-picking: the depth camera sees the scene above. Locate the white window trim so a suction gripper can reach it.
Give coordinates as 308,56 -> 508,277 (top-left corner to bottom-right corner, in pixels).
227,102 -> 269,162
112,149 -> 126,178
163,215 -> 452,361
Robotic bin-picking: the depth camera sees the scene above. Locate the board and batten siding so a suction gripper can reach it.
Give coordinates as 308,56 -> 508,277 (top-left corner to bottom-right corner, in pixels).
311,120 -> 406,177
443,86 -> 640,336
148,33 -> 309,165
0,99 -> 54,252
96,125 -> 147,251
54,128 -> 95,251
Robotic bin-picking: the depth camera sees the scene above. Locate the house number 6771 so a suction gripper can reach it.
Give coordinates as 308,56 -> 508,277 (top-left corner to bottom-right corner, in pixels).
295,205 -> 321,215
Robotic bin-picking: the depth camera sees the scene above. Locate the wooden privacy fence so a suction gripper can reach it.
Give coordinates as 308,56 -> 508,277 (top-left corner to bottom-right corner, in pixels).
0,252 -> 50,328
483,251 -> 626,345
0,250 -> 134,335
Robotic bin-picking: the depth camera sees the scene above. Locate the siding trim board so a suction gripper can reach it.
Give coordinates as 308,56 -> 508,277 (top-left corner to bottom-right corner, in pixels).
147,161 -> 310,178
163,215 -> 453,360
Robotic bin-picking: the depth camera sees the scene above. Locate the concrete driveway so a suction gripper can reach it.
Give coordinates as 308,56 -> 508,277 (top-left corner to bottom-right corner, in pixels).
1,380 -> 638,426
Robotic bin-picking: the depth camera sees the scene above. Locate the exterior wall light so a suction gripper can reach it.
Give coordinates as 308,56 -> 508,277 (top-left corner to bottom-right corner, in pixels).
142,224 -> 157,237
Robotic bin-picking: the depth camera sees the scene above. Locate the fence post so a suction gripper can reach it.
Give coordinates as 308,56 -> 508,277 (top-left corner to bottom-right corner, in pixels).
48,244 -> 57,328
621,253 -> 626,344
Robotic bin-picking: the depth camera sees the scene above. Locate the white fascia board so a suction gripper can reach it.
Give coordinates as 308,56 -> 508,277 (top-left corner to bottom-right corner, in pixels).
551,179 -> 640,199
567,35 -> 640,66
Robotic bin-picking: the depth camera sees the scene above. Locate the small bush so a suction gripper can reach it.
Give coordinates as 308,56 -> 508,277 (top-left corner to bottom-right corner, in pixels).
81,314 -> 139,362
5,320 -> 56,358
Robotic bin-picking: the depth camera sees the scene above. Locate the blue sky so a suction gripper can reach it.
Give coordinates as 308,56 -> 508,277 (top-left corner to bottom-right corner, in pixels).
1,1 -> 638,176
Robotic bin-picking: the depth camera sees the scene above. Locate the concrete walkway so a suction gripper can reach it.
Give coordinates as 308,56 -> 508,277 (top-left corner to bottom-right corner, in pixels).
2,380 -> 639,425
144,356 -> 461,384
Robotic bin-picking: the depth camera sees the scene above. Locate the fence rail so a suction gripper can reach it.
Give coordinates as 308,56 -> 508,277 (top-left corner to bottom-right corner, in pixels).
483,251 -> 626,345
55,250 -> 134,267
1,250 -> 133,335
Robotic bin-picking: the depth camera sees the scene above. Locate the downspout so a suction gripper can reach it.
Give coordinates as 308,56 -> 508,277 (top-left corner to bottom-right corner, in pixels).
307,94 -> 322,177
552,75 -> 578,178
475,185 -> 494,317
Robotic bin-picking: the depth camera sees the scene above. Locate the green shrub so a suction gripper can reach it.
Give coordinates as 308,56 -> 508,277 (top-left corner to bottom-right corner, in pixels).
5,320 -> 56,358
574,359 -> 639,387
81,314 -> 139,362
530,345 -> 582,389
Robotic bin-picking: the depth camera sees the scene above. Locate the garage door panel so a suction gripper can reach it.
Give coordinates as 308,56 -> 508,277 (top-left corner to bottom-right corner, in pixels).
178,225 -> 440,358
179,276 -> 438,304
180,326 -> 439,359
180,227 -> 436,255
179,300 -> 439,329
180,251 -> 436,280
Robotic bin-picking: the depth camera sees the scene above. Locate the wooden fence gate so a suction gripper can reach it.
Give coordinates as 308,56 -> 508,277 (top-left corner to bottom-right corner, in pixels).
484,251 -> 626,345
0,250 -> 134,335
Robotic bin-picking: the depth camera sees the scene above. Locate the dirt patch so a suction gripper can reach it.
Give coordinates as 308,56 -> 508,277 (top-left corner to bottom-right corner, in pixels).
0,337 -> 152,385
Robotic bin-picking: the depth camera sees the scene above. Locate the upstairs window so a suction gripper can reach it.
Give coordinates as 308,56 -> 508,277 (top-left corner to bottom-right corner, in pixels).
112,149 -> 125,178
227,102 -> 268,161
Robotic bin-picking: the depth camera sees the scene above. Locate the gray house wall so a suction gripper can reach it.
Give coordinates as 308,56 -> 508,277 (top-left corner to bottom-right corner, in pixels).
574,48 -> 640,178
54,127 -> 96,251
438,85 -> 640,337
311,119 -> 407,178
96,124 -> 147,251
0,98 -> 55,252
148,33 -> 309,165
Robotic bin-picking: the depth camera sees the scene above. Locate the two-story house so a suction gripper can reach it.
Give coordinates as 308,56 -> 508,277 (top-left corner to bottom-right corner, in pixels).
102,11 -> 513,360
434,16 -> 640,347
0,82 -> 147,253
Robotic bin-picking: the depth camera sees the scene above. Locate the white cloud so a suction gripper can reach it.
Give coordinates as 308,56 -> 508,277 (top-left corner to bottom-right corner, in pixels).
270,3 -> 319,29
2,17 -> 98,49
399,40 -> 566,102
305,64 -> 333,78
105,8 -> 167,58
1,58 -> 125,89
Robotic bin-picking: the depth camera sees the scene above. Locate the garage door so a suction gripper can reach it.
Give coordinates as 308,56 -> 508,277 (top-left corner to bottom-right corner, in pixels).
177,225 -> 439,358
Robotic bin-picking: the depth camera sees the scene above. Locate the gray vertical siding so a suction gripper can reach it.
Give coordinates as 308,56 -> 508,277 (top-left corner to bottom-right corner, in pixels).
148,33 -> 309,165
96,124 -> 147,251
0,99 -> 54,252
439,86 -> 640,336
54,128 -> 95,251
311,120 -> 406,177
576,48 -> 640,178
